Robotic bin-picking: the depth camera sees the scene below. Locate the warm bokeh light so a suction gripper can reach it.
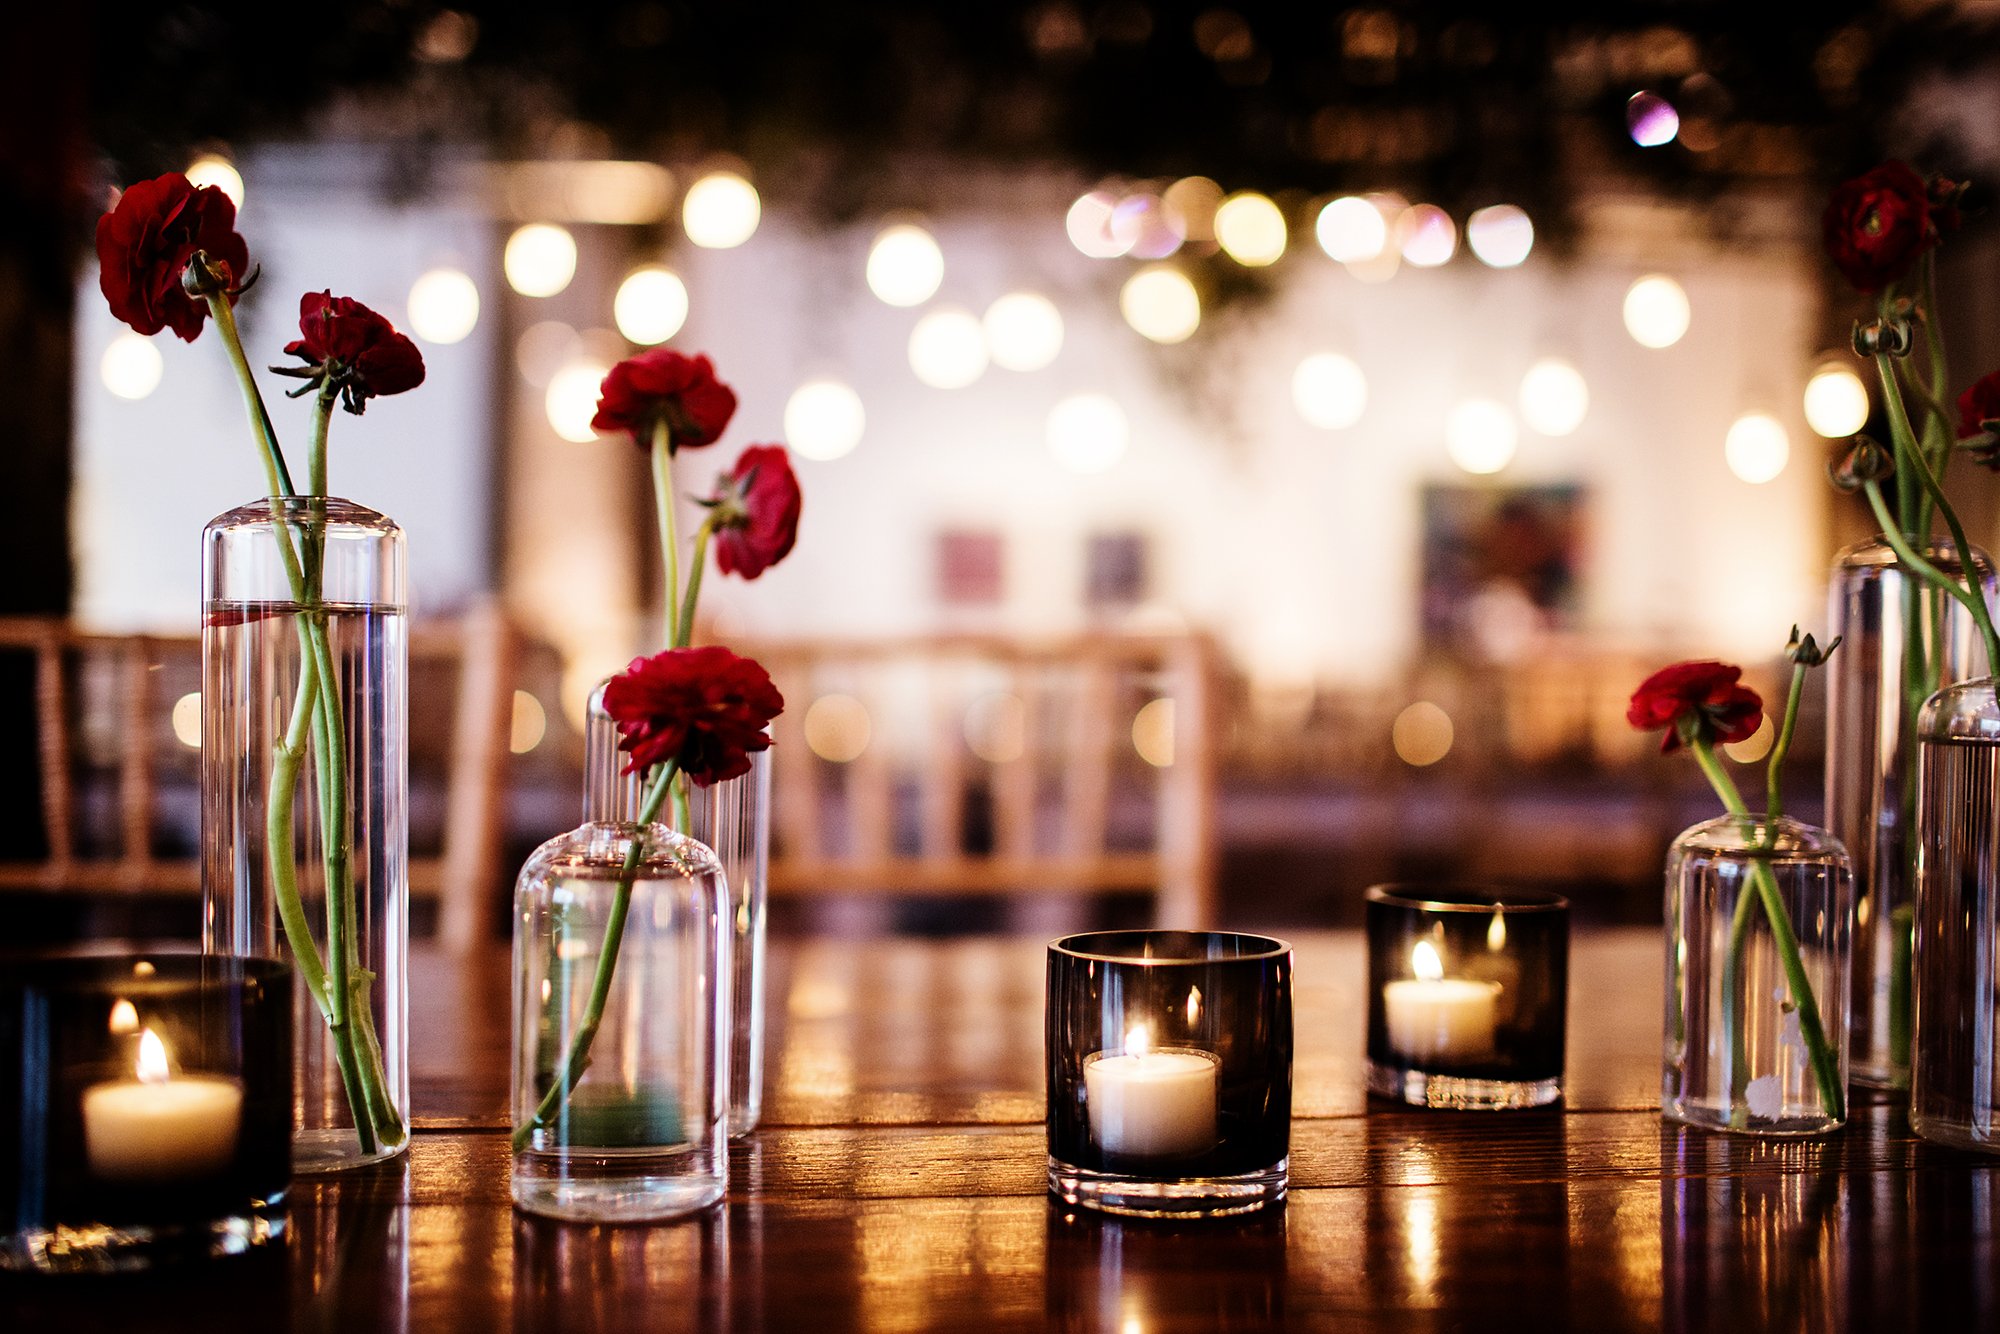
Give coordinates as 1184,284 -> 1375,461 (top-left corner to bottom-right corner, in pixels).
1111,193 -> 1185,259
1120,266 -> 1201,344
804,694 -> 871,763
509,690 -> 548,754
504,223 -> 577,298
866,224 -> 945,307
612,265 -> 689,345
908,308 -> 989,388
1163,176 -> 1224,242
785,379 -> 867,460
681,171 -> 761,248
100,332 -> 163,400
515,321 -> 580,387
982,292 -> 1064,372
1398,204 -> 1457,267
406,268 -> 481,345
185,155 -> 244,207
1518,358 -> 1588,436
1627,91 -> 1681,147
545,359 -> 609,442
1804,362 -> 1870,438
1214,191 -> 1286,266
1724,713 -> 1776,764
964,692 -> 1027,764
1447,399 -> 1519,475
1623,275 -> 1690,348
1132,698 -> 1176,767
1292,352 -> 1368,429
171,693 -> 201,749
1393,701 -> 1454,766
1047,393 -> 1130,474
1316,195 -> 1388,263
1466,204 -> 1534,268
1725,411 -> 1790,484
1066,190 -> 1127,258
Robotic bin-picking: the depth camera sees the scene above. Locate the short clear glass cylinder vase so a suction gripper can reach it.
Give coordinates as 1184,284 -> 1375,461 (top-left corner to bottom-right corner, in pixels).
1662,814 -> 1851,1136
199,497 -> 410,1172
510,822 -> 730,1223
1911,678 -> 2000,1154
1825,535 -> 1994,1089
584,683 -> 769,1137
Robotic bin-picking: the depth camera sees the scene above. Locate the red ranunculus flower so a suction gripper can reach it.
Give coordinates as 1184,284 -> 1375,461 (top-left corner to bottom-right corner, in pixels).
282,292 -> 426,412
1822,161 -> 1937,294
711,445 -> 801,580
601,645 -> 783,786
590,349 -> 737,451
1957,368 -> 2000,439
95,173 -> 251,342
1627,661 -> 1763,753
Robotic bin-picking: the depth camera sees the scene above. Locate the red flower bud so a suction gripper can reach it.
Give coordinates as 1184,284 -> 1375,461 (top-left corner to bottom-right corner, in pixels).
590,349 -> 738,451
95,173 -> 250,342
1822,161 -> 1937,294
1957,368 -> 2000,440
601,645 -> 784,786
281,291 -> 426,413
711,446 -> 801,580
1627,660 -> 1763,754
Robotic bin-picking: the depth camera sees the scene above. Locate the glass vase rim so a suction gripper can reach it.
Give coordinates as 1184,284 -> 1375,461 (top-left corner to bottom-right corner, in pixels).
1835,533 -> 1992,570
1363,882 -> 1569,914
206,495 -> 398,530
1671,812 -> 1843,855
525,819 -> 726,879
0,947 -> 290,993
1049,929 -> 1291,965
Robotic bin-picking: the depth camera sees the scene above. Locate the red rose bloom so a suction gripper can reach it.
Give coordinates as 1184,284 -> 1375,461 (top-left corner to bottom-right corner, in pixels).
282,292 -> 426,412
1627,661 -> 1763,753
95,173 -> 251,341
601,645 -> 783,786
590,349 -> 737,451
1822,162 -> 1937,294
1957,368 -> 2000,439
711,446 -> 801,580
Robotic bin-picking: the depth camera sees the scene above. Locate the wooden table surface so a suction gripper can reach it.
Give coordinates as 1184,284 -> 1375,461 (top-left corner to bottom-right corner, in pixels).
6,929 -> 1999,1330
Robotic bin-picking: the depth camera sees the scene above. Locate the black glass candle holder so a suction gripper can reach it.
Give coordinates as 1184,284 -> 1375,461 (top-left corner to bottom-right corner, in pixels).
1365,884 -> 1568,1110
0,951 -> 292,1272
1047,931 -> 1292,1219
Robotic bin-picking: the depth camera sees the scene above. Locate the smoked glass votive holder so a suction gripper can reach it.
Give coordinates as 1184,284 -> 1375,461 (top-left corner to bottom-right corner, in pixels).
0,951 -> 292,1272
1365,884 -> 1569,1110
1047,931 -> 1293,1220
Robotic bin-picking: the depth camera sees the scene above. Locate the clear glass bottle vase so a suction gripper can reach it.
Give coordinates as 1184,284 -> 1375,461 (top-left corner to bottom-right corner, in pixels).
1825,535 -> 1994,1089
1662,814 -> 1851,1136
199,497 -> 410,1172
511,822 -> 730,1222
584,683 -> 769,1136
1911,678 -> 2000,1154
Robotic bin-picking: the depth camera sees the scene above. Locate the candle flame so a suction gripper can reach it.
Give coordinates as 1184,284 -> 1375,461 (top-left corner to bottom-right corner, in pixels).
1125,1023 -> 1153,1059
1411,939 -> 1444,982
136,1028 -> 171,1084
1186,986 -> 1202,1026
132,960 -> 155,977
1487,911 -> 1507,952
108,999 -> 139,1035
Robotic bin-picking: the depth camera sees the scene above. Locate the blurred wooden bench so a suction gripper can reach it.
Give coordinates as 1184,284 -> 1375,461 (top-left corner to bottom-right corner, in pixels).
0,606 -> 517,949
737,633 -> 1219,927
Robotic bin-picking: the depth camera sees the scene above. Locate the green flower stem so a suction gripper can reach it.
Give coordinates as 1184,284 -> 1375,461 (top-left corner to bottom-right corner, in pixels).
1765,662 -> 1808,828
676,517 -> 718,650
202,290 -> 297,501
1863,479 -> 2000,675
513,760 -> 683,1153
1689,737 -> 1846,1124
652,422 -> 681,647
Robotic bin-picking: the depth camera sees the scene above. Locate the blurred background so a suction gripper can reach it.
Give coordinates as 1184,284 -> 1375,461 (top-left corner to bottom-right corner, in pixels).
8,1 -> 2000,942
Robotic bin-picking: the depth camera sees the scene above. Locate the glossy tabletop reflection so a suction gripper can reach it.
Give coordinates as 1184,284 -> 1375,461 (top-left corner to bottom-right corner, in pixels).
5,930 -> 1998,1330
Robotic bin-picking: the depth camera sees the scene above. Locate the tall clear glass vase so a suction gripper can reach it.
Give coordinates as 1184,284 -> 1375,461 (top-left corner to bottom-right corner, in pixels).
585,683 -> 769,1136
1825,536 -> 1994,1089
1910,678 -> 2000,1154
200,497 -> 410,1172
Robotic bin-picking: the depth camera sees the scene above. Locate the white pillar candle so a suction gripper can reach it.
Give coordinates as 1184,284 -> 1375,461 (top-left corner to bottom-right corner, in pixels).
1084,1026 -> 1219,1158
83,1028 -> 243,1182
1383,940 -> 1501,1063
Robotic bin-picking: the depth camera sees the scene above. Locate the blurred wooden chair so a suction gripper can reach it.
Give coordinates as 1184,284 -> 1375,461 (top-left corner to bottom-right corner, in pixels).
739,633 -> 1219,927
0,605 -> 518,948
